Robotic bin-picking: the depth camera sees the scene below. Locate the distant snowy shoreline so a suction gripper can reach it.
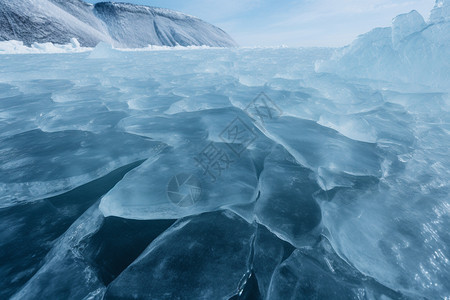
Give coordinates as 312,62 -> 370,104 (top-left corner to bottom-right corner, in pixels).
0,39 -> 226,55
0,39 -> 91,54
0,39 -> 297,55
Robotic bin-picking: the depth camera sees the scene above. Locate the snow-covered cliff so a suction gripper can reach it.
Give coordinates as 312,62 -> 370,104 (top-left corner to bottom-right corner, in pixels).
0,0 -> 237,48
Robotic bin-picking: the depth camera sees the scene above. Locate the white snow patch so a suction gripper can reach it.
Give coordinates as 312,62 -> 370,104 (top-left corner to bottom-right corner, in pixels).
0,39 -> 91,54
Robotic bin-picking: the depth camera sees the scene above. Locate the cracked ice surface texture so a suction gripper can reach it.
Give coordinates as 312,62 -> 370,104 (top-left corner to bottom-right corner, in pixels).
1,18 -> 449,300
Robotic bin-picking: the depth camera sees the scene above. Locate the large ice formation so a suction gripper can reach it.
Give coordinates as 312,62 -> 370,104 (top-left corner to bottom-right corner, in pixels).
317,0 -> 450,91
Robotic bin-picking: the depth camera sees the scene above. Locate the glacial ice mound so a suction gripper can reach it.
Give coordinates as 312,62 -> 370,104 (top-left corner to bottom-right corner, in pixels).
88,42 -> 122,59
430,0 -> 450,23
391,10 -> 426,49
317,0 -> 450,91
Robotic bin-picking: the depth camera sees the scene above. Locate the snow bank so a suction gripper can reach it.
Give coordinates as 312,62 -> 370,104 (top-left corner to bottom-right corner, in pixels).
0,38 -> 91,54
0,39 -> 224,55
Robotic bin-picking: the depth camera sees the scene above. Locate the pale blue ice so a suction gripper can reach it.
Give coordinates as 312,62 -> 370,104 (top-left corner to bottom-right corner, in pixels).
1,1 -> 450,299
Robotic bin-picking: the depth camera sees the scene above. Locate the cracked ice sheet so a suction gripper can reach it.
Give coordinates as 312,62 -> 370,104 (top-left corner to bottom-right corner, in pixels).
256,116 -> 385,191
11,202 -> 106,300
100,108 -> 265,220
320,123 -> 450,299
0,36 -> 449,299
267,238 -> 404,299
99,141 -> 258,220
0,129 -> 163,207
254,145 -> 323,248
105,210 -> 255,299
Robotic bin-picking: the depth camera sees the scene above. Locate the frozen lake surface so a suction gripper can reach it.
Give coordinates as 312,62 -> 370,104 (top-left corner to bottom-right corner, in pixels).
0,46 -> 449,299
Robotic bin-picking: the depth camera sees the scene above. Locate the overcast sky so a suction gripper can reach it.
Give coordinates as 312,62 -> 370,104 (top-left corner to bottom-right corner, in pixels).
85,0 -> 436,47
